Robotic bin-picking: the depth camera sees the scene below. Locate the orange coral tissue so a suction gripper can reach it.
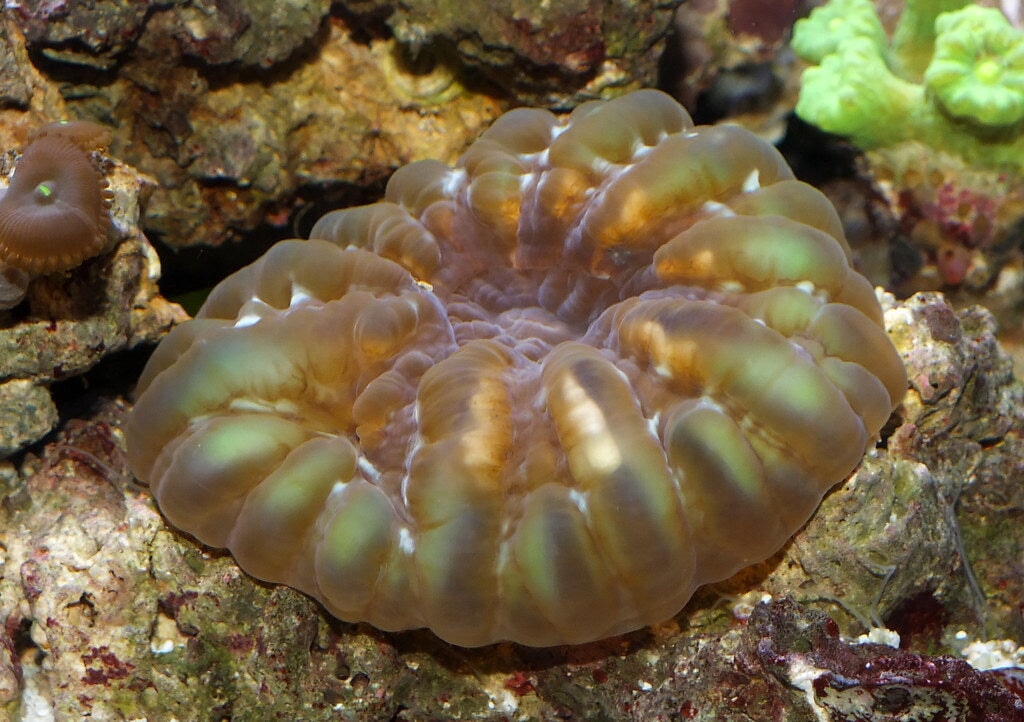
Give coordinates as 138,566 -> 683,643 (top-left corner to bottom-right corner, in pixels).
125,90 -> 906,647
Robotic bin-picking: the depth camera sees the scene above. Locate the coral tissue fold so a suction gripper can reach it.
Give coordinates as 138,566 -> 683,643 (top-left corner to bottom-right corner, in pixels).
126,90 -> 906,647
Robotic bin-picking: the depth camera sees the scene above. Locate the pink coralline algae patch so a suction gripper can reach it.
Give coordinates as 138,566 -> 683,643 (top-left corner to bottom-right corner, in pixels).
81,646 -> 135,686
893,173 -> 1008,287
737,600 -> 1024,721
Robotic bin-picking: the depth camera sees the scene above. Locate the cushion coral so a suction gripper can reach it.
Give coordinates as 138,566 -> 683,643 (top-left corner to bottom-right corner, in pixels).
125,90 -> 906,647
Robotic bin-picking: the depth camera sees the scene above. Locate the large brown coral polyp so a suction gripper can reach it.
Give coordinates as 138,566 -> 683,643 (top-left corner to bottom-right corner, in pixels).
126,90 -> 906,647
0,121 -> 113,274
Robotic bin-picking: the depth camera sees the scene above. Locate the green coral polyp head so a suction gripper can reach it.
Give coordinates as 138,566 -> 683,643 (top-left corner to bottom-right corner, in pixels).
791,0 -> 887,64
796,37 -> 922,149
924,6 -> 1024,127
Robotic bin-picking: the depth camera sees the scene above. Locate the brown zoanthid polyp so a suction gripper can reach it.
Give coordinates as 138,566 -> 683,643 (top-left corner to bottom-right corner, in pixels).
0,120 -> 113,275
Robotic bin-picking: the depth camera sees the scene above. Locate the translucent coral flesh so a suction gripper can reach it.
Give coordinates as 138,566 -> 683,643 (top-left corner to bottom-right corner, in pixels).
126,90 -> 906,647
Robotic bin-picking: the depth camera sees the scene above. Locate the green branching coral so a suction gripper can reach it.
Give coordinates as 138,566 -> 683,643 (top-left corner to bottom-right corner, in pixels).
797,36 -> 923,150
789,0 -> 887,64
793,0 -> 1024,171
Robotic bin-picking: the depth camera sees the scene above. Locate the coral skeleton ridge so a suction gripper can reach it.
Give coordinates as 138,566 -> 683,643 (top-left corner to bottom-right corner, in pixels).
126,90 -> 905,647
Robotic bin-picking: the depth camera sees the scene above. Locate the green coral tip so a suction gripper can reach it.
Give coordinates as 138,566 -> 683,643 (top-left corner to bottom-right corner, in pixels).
791,0 -> 887,64
924,5 -> 1024,127
796,36 -> 921,150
